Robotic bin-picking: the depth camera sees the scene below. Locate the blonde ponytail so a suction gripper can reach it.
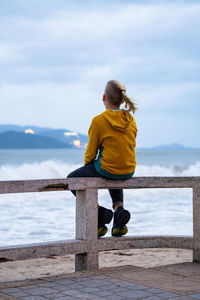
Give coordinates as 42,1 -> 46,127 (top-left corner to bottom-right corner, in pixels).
122,91 -> 137,114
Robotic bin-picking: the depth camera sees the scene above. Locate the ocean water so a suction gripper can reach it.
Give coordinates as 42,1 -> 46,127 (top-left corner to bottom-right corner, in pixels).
0,148 -> 200,247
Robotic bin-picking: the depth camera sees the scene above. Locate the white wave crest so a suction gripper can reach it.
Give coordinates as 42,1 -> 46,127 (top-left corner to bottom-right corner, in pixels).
0,160 -> 199,181
0,160 -> 81,180
181,161 -> 200,176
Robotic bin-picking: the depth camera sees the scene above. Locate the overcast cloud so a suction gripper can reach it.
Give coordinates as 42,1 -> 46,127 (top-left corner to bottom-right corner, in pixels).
0,0 -> 200,147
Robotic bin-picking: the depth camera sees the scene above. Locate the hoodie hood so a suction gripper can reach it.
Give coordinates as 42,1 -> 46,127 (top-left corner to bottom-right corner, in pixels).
102,110 -> 133,133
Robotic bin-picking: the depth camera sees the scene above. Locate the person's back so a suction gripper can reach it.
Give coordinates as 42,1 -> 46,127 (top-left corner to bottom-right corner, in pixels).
67,80 -> 137,238
85,110 -> 137,177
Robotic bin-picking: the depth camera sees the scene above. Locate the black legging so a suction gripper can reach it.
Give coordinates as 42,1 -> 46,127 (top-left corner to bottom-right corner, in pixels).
67,162 -> 123,208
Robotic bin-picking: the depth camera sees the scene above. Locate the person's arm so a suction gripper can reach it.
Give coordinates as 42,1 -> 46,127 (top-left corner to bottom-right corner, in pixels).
84,118 -> 101,165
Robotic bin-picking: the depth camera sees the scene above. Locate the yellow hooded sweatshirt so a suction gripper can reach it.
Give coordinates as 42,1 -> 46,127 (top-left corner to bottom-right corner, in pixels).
84,110 -> 137,179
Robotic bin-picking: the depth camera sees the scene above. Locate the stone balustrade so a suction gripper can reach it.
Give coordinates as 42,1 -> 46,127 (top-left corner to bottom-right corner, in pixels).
0,177 -> 199,271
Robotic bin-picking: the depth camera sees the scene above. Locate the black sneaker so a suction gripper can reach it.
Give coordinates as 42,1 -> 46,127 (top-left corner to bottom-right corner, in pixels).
98,206 -> 113,238
112,206 -> 130,237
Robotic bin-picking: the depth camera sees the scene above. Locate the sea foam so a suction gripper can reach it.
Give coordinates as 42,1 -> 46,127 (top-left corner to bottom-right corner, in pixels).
0,160 -> 197,246
0,159 -> 199,180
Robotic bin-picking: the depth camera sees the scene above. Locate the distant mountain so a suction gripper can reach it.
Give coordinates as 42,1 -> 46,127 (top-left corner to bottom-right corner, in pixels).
0,124 -> 88,148
137,143 -> 198,151
38,129 -> 88,145
0,124 -> 52,134
0,131 -> 72,149
1,125 -> 193,151
151,143 -> 189,150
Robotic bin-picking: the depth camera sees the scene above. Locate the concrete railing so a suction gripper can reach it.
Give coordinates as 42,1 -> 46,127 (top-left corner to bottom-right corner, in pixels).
0,177 -> 200,271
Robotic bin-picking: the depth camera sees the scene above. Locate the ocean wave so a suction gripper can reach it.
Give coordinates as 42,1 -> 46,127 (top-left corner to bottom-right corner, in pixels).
0,160 -> 79,180
0,159 -> 196,246
135,161 -> 200,177
0,160 -> 199,180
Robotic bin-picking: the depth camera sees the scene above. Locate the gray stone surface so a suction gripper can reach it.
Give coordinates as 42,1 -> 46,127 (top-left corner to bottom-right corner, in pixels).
144,297 -> 164,300
0,176 -> 200,272
190,294 -> 200,299
120,289 -> 153,298
156,291 -> 180,298
0,176 -> 200,195
23,287 -> 57,296
21,297 -> 48,300
1,262 -> 200,299
48,297 -> 74,300
75,188 -> 98,271
193,186 -> 200,262
0,272 -> 184,300
0,239 -> 88,261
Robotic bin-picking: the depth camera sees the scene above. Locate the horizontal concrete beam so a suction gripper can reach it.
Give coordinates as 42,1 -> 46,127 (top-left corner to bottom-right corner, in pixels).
0,236 -> 193,261
0,240 -> 87,261
0,179 -> 85,195
0,177 -> 200,195
98,235 -> 193,251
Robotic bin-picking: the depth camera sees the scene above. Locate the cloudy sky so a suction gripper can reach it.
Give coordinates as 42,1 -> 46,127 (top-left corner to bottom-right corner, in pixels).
0,0 -> 199,147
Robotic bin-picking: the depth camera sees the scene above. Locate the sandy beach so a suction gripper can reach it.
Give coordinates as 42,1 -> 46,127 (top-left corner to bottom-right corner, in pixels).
0,248 -> 192,282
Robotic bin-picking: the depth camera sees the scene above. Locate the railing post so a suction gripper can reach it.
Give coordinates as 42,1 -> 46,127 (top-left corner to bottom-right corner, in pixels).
193,185 -> 200,262
75,187 -> 99,271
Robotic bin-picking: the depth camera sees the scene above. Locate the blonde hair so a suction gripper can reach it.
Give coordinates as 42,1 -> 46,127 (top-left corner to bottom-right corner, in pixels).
104,80 -> 137,114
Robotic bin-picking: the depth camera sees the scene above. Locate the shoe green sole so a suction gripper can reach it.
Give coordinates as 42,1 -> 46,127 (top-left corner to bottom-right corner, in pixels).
98,226 -> 108,238
112,226 -> 128,237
